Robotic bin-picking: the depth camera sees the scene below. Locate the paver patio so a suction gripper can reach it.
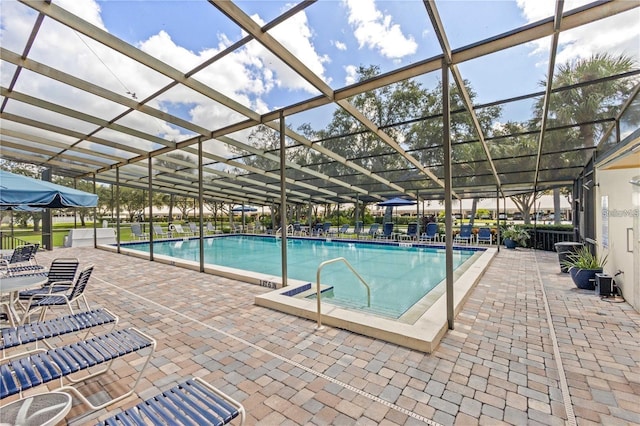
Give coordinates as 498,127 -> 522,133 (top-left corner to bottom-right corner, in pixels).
4,246 -> 638,425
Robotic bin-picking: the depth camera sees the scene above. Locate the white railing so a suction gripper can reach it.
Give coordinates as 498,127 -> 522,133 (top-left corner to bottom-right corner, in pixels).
315,257 -> 370,330
275,224 -> 293,237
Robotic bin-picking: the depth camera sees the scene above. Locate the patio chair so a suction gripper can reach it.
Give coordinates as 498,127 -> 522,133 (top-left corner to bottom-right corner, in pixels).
18,257 -> 80,301
153,224 -> 169,238
477,227 -> 493,245
21,264 -> 94,323
311,223 -> 324,236
0,327 -> 156,411
130,223 -> 149,240
454,224 -> 474,245
188,222 -> 199,235
404,222 -> 418,240
0,244 -> 44,276
330,224 -> 349,238
419,222 -> 439,243
321,222 -> 332,235
96,377 -> 245,426
1,243 -> 38,263
206,222 -> 222,235
1,308 -> 118,359
365,223 -> 379,238
377,222 -> 394,240
170,223 -> 192,237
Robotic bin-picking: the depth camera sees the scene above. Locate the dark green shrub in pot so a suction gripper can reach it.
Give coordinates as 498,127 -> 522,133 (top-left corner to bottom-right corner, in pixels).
561,246 -> 607,290
501,226 -> 529,249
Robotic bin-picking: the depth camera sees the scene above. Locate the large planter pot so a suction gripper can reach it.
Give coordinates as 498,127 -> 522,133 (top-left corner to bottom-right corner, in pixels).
504,238 -> 517,249
568,267 -> 602,290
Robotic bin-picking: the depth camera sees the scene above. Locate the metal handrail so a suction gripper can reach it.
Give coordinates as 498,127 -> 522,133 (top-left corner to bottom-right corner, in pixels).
315,257 -> 370,330
275,224 -> 293,237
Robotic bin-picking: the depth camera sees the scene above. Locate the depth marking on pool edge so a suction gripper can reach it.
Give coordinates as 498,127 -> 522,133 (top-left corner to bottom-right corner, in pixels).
95,274 -> 443,426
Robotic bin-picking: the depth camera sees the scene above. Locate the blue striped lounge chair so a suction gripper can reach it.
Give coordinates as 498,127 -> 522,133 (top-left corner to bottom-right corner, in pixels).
96,377 -> 246,425
1,308 -> 118,359
0,327 -> 155,410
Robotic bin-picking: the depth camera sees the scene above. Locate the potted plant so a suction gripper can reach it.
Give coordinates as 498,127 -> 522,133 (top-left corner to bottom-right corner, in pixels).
501,226 -> 529,249
561,246 -> 607,290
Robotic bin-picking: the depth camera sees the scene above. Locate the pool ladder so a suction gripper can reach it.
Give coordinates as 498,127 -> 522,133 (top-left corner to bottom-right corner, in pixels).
315,257 -> 370,330
274,224 -> 293,238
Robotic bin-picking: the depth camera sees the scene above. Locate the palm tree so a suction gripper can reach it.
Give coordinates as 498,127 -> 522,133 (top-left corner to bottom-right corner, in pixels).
536,53 -> 637,223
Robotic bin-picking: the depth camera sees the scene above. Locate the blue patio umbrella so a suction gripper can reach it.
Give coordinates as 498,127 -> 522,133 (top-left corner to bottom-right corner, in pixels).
231,205 -> 258,213
0,170 -> 97,208
377,197 -> 416,231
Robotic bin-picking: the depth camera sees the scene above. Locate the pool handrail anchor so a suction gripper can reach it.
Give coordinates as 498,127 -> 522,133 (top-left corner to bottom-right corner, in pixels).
315,257 -> 371,330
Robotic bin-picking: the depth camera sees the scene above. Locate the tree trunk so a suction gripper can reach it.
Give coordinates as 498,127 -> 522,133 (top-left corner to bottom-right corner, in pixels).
168,194 -> 174,222
469,198 -> 478,227
553,188 -> 561,225
510,194 -> 536,225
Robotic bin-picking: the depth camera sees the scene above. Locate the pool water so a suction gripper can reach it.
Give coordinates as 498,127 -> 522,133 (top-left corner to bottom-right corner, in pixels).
127,235 -> 477,318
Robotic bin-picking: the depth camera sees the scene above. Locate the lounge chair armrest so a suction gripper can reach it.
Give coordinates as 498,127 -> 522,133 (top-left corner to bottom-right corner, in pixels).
47,284 -> 73,293
25,292 -> 70,305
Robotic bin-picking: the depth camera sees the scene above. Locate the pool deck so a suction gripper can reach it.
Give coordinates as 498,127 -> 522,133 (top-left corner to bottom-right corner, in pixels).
4,246 -> 639,425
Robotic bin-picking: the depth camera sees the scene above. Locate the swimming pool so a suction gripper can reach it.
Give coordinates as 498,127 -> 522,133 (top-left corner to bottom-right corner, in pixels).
124,235 -> 478,319
111,235 -> 496,352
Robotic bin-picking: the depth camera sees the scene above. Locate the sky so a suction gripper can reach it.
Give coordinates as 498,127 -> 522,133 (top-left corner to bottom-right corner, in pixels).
0,0 -> 638,161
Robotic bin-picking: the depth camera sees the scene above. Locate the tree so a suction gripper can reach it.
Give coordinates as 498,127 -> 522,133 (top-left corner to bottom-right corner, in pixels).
174,196 -> 195,221
406,78 -> 501,225
119,188 -> 146,221
535,53 -> 637,222
54,176 -> 95,226
153,152 -> 197,221
510,192 -> 543,224
96,184 -> 116,219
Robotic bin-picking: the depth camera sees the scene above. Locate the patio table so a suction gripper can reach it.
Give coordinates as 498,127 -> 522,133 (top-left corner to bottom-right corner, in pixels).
2,392 -> 72,426
0,274 -> 48,325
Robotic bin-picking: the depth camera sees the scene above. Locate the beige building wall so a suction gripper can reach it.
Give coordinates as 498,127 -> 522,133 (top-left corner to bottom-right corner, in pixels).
596,166 -> 639,312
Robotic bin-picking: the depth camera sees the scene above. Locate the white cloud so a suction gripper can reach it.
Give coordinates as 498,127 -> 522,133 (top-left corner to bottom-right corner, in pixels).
516,0 -> 640,65
1,0 -> 330,157
342,0 -> 417,59
56,0 -> 105,28
333,40 -> 347,51
344,65 -> 358,86
246,11 -> 331,91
